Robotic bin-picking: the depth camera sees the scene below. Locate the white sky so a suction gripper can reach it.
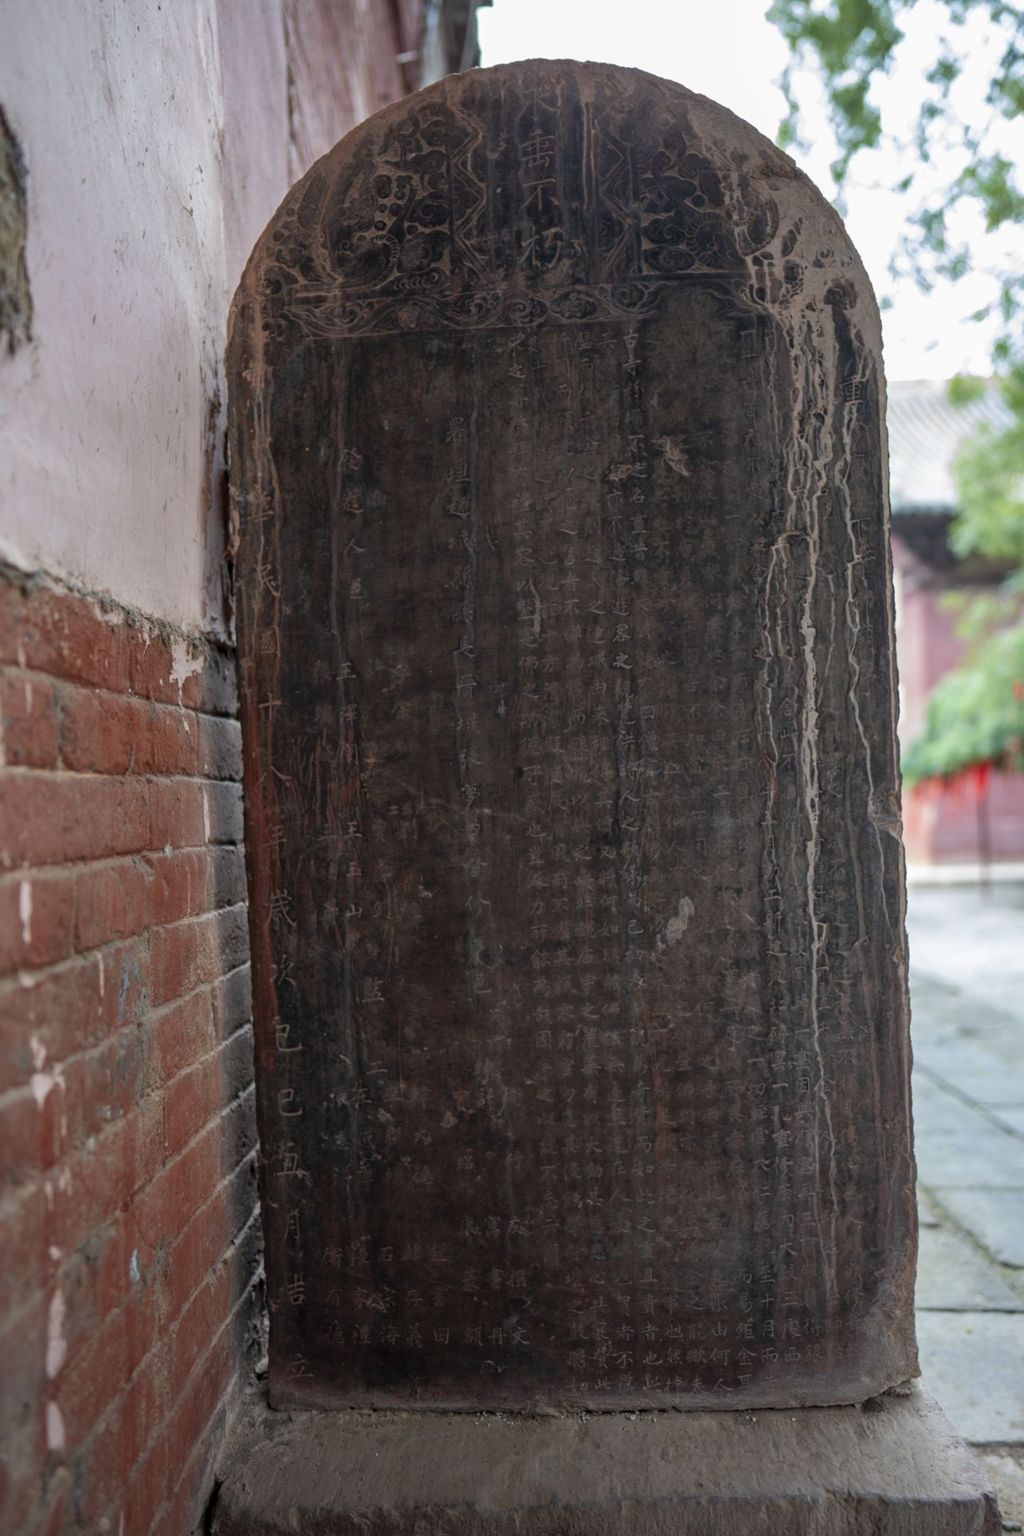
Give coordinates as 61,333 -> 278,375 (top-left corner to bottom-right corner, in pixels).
478,0 -> 1024,382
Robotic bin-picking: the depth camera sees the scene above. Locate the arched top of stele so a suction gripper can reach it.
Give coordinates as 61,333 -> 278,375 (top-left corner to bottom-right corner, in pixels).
232,59 -> 882,383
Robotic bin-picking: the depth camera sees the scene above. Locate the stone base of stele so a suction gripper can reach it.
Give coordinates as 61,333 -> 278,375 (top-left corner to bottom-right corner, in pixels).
213,1385 -> 999,1535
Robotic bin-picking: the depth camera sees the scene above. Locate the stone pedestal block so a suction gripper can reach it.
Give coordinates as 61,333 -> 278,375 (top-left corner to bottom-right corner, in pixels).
214,1388 -> 998,1535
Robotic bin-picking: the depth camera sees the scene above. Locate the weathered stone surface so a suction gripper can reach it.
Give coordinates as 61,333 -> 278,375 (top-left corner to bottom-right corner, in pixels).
213,1390 -> 999,1536
229,61 -> 917,1413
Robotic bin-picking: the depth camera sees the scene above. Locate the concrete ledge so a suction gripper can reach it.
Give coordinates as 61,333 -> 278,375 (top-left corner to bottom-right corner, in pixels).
214,1387 -> 1000,1535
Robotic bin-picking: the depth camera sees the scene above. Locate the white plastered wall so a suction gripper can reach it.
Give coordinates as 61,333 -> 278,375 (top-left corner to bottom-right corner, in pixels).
0,0 -> 371,637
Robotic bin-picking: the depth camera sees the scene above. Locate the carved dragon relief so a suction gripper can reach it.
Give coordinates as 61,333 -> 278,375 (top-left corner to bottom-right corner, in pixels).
258,70 -> 789,339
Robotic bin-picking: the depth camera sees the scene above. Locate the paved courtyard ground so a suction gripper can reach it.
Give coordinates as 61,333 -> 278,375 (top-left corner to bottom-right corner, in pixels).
909,880 -> 1024,1528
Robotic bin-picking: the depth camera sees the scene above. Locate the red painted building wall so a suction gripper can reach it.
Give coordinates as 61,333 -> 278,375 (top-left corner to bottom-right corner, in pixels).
894,534 -> 1024,864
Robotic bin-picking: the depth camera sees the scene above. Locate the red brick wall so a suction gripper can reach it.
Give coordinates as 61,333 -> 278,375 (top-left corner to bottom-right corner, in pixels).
0,569 -> 259,1536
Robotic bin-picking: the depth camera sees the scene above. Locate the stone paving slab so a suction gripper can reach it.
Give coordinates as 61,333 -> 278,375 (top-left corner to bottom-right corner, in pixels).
912,1078 -> 998,1136
917,1313 -> 1024,1443
915,1055 -> 1024,1111
911,969 -> 1024,1027
932,1189 -> 1024,1269
913,1130 -> 1024,1187
919,1188 -> 941,1228
908,887 -> 1024,1026
907,881 -> 1024,1503
916,1226 -> 1024,1313
975,1451 -> 1024,1532
910,983 -> 1024,1058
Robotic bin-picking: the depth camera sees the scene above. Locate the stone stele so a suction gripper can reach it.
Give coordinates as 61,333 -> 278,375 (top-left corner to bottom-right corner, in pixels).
230,59 -> 919,1417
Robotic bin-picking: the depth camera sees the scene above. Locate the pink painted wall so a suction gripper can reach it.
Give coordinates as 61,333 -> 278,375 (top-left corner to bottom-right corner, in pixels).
891,537 -> 968,743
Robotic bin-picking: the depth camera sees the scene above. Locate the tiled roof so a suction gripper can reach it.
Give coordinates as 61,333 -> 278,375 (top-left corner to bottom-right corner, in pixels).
887,378 -> 1012,514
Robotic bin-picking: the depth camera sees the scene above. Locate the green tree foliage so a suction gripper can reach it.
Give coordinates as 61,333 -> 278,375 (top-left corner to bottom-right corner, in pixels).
903,367 -> 1024,784
770,0 -> 1024,784
900,626 -> 1024,783
771,0 -> 1024,327
949,368 -> 1024,570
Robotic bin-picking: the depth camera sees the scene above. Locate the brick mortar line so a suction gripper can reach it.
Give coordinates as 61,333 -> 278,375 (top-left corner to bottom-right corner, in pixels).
11,1247 -> 261,1536
915,1059 -> 1024,1145
148,898 -> 250,941
0,1146 -> 261,1358
1,872 -> 250,927
137,1356 -> 254,1536
155,1019 -> 257,1112
0,952 -> 251,1026
4,844 -> 246,877
108,1152 -> 261,1347
0,764 -> 244,785
0,1014 -> 254,1117
141,1354 -> 254,1536
2,841 -> 245,890
129,1081 -> 258,1244
0,843 -> 246,885
0,660 -> 241,720
0,1079 -> 257,1234
0,901 -> 251,993
69,1202 -> 262,1470
0,558 -> 236,657
145,964 -> 254,1030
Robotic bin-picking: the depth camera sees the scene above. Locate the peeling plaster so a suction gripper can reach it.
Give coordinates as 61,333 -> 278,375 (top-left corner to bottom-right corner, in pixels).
45,1400 -> 65,1453
169,636 -> 205,696
29,1070 -> 54,1109
18,877 -> 31,945
45,1287 -> 67,1379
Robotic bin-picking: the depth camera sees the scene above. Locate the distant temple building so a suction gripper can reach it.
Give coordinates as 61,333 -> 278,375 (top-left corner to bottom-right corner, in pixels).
889,379 -> 1024,864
